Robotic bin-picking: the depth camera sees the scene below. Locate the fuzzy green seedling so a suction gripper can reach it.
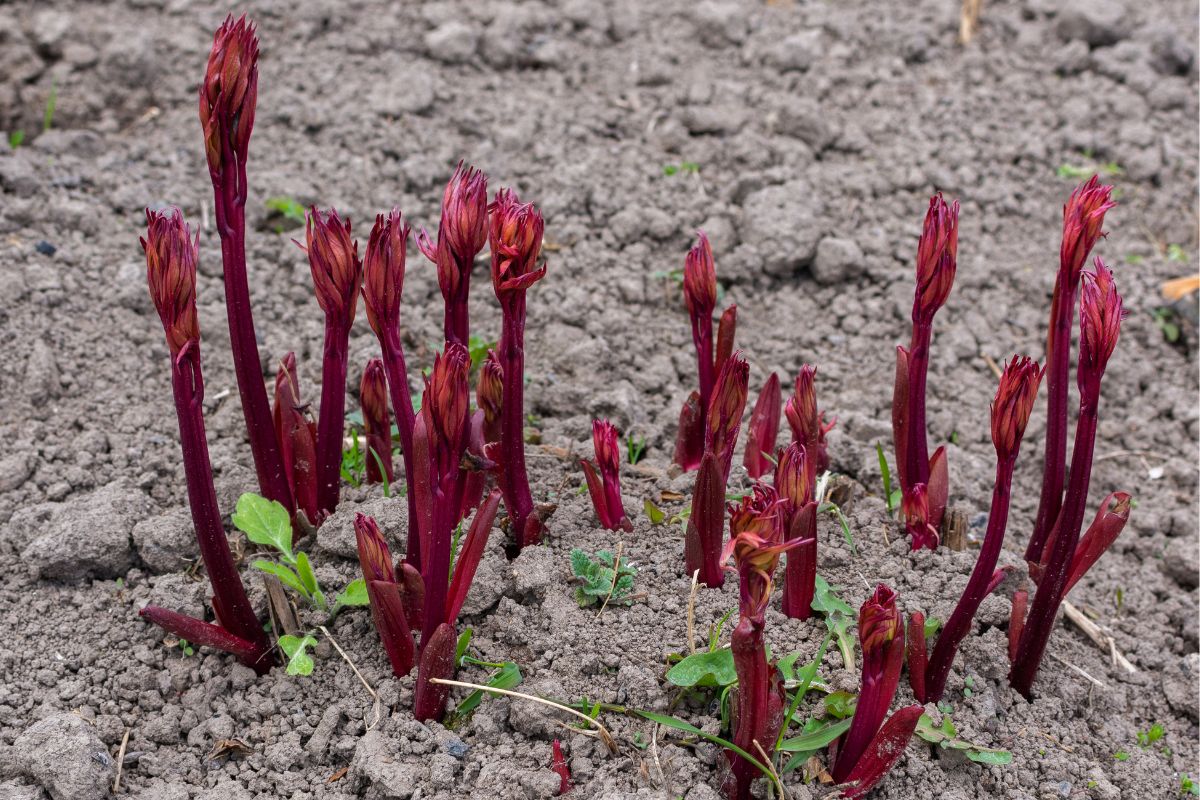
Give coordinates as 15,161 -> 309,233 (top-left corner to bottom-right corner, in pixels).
235,493 -> 368,614
570,549 -> 637,608
278,634 -> 317,676
1180,774 -> 1199,796
1137,723 -> 1166,748
811,575 -> 856,669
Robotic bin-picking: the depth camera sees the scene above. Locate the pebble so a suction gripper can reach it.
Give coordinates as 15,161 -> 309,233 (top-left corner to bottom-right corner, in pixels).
1055,0 -> 1128,47
20,479 -> 151,580
811,237 -> 865,286
424,21 -> 481,65
14,713 -> 115,800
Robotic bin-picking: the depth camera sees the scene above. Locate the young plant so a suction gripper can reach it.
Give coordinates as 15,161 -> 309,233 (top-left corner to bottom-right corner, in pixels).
362,209 -> 422,565
199,16 -> 294,518
355,514 -> 422,677
302,208 -> 362,517
360,358 -> 394,485
272,353 -> 319,530
775,443 -> 818,620
417,163 -> 489,349
1010,260 -> 1128,697
477,350 -> 504,446
830,586 -> 922,798
137,208 -> 272,674
674,231 -> 738,471
1025,177 -> 1116,568
551,740 -> 571,794
908,357 -> 1042,703
236,493 -> 367,614
581,419 -> 633,532
489,188 -> 549,549
718,486 -> 801,800
685,353 -> 750,587
570,548 -> 637,608
892,194 -> 958,550
785,365 -> 834,476
743,372 -> 781,479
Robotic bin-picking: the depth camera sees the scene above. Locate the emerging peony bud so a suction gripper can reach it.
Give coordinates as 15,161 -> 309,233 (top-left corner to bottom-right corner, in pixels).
914,193 -> 958,319
142,208 -> 200,357
476,350 -> 504,432
858,584 -> 902,654
774,442 -> 813,511
361,359 -> 394,485
581,419 -> 632,532
489,188 -> 546,299
354,513 -> 395,584
199,14 -> 259,173
304,208 -> 361,322
683,231 -> 717,319
901,484 -> 938,550
743,372 -> 782,480
592,419 -> 621,480
722,485 -> 792,618
705,352 -> 750,476
1079,258 -> 1124,377
273,353 -> 319,526
785,365 -> 834,474
1060,176 -> 1116,281
990,356 -> 1043,460
427,343 -> 471,453
363,209 -> 409,339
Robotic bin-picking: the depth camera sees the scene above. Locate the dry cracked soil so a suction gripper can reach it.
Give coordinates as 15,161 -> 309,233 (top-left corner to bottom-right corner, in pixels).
0,0 -> 1197,799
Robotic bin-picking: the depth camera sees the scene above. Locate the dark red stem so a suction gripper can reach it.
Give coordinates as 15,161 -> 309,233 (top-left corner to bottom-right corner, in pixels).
781,504 -> 816,619
168,347 -> 271,672
1010,387 -> 1099,697
138,606 -> 264,665
315,321 -> 351,515
1026,279 -> 1078,564
379,332 -> 421,569
726,616 -> 767,800
923,454 -> 1017,702
690,311 -> 715,413
499,294 -> 537,547
903,321 -> 932,490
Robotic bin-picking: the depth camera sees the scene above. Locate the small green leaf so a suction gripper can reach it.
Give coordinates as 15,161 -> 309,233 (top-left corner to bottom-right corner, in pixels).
665,649 -> 737,688
924,617 -> 944,640
824,691 -> 857,719
643,498 -> 665,525
876,443 -> 894,512
455,628 -> 474,666
1113,750 -> 1130,761
233,493 -> 294,560
295,551 -> 319,595
278,634 -> 317,676
570,548 -> 637,607
334,579 -> 369,607
915,713 -> 1012,765
448,661 -> 522,724
779,717 -> 853,752
265,196 -> 306,224
252,560 -> 307,596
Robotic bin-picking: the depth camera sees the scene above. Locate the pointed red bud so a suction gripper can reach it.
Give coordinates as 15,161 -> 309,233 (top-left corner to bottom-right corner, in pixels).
199,14 -> 259,172
859,584 -> 902,656
722,485 -> 792,617
142,208 -> 200,357
774,442 -> 813,510
705,352 -> 750,475
592,419 -> 621,482
427,343 -> 471,451
902,484 -> 939,550
304,208 -> 361,322
489,188 -> 546,298
354,514 -> 395,584
743,372 -> 782,480
361,359 -> 394,484
683,231 -> 717,319
273,353 -> 319,525
1079,258 -> 1124,376
1061,176 -> 1116,280
990,356 -> 1043,460
915,193 -> 958,318
477,349 -> 504,429
362,208 -> 409,339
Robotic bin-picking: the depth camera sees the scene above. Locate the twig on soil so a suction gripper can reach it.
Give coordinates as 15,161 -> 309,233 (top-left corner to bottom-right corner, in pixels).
596,541 -> 625,619
112,728 -> 130,793
430,678 -> 619,754
982,353 -> 1003,380
1093,449 -> 1169,462
959,0 -> 983,44
318,625 -> 382,729
753,739 -> 789,800
1038,729 -> 1075,754
686,569 -> 700,654
1049,651 -> 1106,689
650,722 -> 665,788
1061,600 -> 1137,674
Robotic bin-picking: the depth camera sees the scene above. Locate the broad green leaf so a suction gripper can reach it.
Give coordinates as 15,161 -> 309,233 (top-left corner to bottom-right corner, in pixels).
824,691 -> 857,719
455,628 -> 473,666
253,560 -> 306,596
915,713 -> 1012,766
924,616 -> 944,640
644,498 -> 665,525
233,493 -> 293,560
811,576 -> 854,617
334,579 -> 369,607
278,634 -> 317,676
666,648 -> 737,688
779,717 -> 853,752
448,661 -> 522,725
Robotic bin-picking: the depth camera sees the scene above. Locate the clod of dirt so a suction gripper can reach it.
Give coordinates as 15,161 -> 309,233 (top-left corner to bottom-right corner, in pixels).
130,507 -> 196,574
13,713 -> 114,800
18,479 -> 152,580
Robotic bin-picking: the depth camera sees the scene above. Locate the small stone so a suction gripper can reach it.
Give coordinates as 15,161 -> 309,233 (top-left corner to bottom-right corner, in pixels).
1056,0 -> 1128,47
762,30 -> 821,72
14,713 -> 115,800
24,339 -> 60,402
738,181 -> 825,276
317,496 -> 408,560
0,453 -> 34,492
1161,537 -> 1198,589
509,545 -> 556,601
692,1 -> 747,46
131,507 -> 196,574
21,479 -> 152,580
424,21 -> 481,65
351,729 -> 429,797
1163,653 -> 1199,721
367,68 -> 435,116
34,240 -> 55,256
775,97 -> 835,151
811,237 -> 864,286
